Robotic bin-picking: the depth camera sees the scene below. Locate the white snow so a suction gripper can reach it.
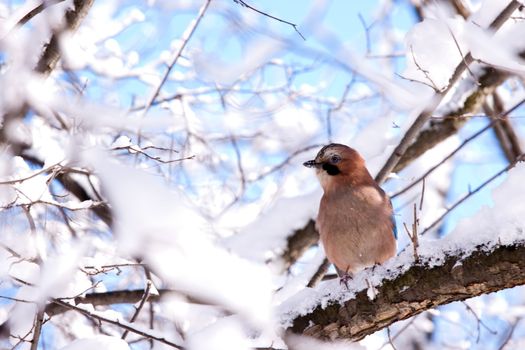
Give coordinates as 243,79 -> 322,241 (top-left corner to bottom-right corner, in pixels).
110,135 -> 132,149
285,334 -> 365,349
223,190 -> 320,267
403,17 -> 468,91
185,317 -> 251,350
84,149 -> 274,329
59,335 -> 130,350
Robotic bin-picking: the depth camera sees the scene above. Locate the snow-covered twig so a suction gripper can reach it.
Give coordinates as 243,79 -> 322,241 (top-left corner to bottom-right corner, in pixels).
50,300 -> 183,349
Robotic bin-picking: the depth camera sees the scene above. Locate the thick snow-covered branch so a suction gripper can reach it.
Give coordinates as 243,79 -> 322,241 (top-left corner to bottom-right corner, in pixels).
286,241 -> 525,340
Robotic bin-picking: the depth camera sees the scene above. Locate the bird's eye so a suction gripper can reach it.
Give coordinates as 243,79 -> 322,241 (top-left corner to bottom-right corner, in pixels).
330,155 -> 341,164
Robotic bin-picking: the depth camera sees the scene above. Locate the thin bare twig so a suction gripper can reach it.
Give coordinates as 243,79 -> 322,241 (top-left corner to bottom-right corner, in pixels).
409,45 -> 440,91
230,136 -> 246,194
250,144 -> 322,182
3,197 -> 104,212
446,25 -> 479,86
419,177 -> 425,211
498,318 -> 522,350
462,301 -> 497,343
0,242 -> 22,258
0,163 -> 61,185
83,262 -> 146,273
122,279 -> 153,340
17,0 -> 66,27
0,295 -> 36,303
358,13 -> 372,55
402,205 -> 420,263
486,92 -> 524,162
306,258 -> 331,288
420,153 -> 525,236
395,72 -> 439,90
386,327 -> 398,350
29,311 -> 45,350
233,0 -> 305,40
379,316 -> 419,350
51,300 -> 184,349
140,0 -> 212,117
112,145 -> 195,164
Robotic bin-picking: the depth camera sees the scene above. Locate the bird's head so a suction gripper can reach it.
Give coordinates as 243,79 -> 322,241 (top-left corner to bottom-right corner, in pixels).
304,143 -> 372,191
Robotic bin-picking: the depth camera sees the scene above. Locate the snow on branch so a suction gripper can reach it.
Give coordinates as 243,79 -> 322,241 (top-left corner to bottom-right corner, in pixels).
286,240 -> 525,341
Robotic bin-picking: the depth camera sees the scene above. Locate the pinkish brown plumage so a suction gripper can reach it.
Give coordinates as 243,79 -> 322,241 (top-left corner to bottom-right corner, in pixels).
304,143 -> 397,277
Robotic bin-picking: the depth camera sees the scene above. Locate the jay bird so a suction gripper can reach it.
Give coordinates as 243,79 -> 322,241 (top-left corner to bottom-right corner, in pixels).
304,143 -> 397,279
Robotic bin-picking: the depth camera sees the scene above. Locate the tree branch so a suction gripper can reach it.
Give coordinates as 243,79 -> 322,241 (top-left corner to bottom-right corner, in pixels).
0,0 -> 95,155
375,0 -> 521,184
288,241 -> 525,341
21,154 -> 113,226
392,68 -> 509,174
44,287 -> 230,317
280,220 -> 319,271
50,300 -> 183,349
35,0 -> 94,75
485,92 -> 524,163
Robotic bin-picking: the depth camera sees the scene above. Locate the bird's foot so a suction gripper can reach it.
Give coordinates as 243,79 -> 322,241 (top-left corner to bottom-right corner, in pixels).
339,273 -> 353,289
369,263 -> 381,274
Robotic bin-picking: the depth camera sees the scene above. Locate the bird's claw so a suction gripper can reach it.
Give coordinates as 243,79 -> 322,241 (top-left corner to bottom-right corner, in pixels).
339,273 -> 352,289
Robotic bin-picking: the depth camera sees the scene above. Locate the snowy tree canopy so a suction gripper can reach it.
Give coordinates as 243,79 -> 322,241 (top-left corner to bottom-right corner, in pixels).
1,0 -> 525,349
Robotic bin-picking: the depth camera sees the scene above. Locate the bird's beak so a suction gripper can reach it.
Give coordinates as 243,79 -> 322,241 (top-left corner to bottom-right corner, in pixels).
303,160 -> 321,168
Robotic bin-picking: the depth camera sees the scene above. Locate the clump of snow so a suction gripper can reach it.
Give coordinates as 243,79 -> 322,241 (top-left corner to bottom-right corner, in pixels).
185,317 -> 250,350
223,189 -> 321,266
366,282 -> 379,301
403,17 -> 467,91
470,1 -> 514,28
285,333 -> 365,349
8,260 -> 40,285
60,335 -> 130,350
266,107 -> 322,151
110,135 -> 132,148
279,162 -> 525,326
8,292 -> 38,345
464,21 -> 525,74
